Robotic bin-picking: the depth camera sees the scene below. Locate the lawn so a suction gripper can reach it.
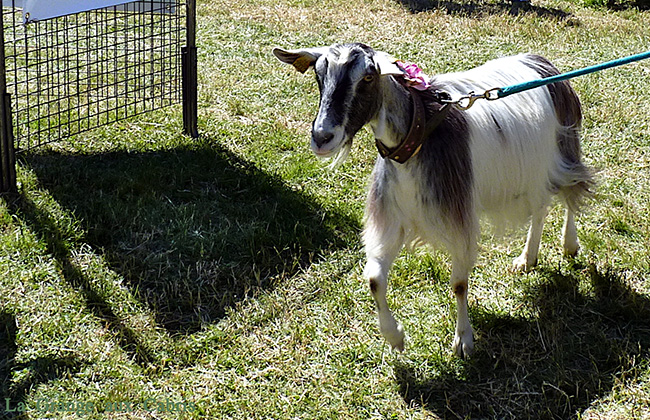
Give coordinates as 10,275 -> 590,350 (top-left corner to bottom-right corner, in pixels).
1,0 -> 650,418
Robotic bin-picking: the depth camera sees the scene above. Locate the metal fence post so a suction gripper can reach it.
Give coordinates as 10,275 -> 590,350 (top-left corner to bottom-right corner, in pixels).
182,0 -> 198,138
0,20 -> 17,194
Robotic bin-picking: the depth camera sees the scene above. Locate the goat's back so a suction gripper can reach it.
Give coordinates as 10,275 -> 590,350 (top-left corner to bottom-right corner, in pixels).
433,54 -> 589,227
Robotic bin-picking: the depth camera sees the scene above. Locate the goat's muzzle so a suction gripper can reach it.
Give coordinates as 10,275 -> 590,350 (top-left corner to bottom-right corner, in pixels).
310,120 -> 346,157
312,129 -> 335,148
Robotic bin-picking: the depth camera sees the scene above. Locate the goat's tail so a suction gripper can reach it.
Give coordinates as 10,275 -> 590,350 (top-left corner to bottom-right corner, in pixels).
557,163 -> 594,212
555,125 -> 595,212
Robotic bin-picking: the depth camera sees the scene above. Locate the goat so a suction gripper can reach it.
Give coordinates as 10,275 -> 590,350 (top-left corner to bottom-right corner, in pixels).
273,43 -> 592,357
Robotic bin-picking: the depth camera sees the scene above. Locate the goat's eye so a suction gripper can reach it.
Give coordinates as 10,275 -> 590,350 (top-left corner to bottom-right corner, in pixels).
363,74 -> 374,83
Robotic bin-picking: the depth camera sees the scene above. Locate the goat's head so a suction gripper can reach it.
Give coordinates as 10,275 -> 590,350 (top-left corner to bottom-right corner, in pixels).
273,43 -> 403,164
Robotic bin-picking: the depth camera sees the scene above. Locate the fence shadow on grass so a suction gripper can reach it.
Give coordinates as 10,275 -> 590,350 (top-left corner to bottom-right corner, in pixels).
13,140 -> 359,339
0,311 -> 84,419
395,263 -> 650,419
395,0 -> 573,20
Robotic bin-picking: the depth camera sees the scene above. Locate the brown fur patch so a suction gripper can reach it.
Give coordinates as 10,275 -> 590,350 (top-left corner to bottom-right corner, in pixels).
453,282 -> 467,296
523,55 -> 583,162
369,278 -> 379,294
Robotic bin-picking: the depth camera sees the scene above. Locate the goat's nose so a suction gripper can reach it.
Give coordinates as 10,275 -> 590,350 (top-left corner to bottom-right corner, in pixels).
312,129 -> 335,148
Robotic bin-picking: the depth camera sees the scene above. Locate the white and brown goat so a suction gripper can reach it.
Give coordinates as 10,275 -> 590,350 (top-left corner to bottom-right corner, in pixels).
273,43 -> 592,357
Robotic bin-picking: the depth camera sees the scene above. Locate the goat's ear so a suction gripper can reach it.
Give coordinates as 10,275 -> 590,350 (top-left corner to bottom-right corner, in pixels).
373,51 -> 403,76
272,47 -> 327,74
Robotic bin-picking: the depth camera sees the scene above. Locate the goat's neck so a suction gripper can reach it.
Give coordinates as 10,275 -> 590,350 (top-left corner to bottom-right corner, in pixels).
369,78 -> 412,151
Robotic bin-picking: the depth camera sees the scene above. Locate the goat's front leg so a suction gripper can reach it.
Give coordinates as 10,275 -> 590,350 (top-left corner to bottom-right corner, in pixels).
363,229 -> 405,351
450,255 -> 474,359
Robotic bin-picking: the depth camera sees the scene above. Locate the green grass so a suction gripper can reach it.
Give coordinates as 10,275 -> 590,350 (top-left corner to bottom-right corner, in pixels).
2,0 -> 650,418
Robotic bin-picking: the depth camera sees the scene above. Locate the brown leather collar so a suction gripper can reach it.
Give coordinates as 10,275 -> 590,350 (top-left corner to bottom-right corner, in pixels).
375,88 -> 450,164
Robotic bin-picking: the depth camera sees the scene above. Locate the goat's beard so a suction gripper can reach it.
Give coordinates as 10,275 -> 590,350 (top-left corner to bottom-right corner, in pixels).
326,138 -> 352,169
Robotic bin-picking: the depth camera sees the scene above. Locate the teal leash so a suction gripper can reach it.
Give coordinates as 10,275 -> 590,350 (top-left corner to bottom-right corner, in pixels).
500,50 -> 650,97
448,50 -> 650,110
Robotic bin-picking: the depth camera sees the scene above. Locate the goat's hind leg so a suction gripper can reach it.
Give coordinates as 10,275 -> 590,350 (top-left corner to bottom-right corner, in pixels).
363,228 -> 405,351
562,208 -> 579,257
513,205 -> 549,272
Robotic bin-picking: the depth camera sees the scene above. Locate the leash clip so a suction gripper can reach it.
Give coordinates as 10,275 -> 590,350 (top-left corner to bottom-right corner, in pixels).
448,87 -> 501,110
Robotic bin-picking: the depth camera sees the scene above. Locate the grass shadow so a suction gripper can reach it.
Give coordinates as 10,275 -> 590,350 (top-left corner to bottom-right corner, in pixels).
395,264 -> 650,419
596,0 -> 650,11
395,0 -> 573,20
11,139 -> 359,338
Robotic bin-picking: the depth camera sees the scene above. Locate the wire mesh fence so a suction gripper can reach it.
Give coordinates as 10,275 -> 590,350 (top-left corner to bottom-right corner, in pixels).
1,0 -> 188,152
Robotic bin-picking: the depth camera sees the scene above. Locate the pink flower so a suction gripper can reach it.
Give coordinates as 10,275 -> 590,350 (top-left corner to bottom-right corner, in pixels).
396,61 -> 431,91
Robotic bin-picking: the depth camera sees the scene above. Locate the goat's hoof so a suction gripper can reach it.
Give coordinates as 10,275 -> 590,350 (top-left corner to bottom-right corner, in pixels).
511,254 -> 537,272
391,339 -> 405,352
382,323 -> 405,352
452,332 -> 474,359
563,243 -> 579,258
